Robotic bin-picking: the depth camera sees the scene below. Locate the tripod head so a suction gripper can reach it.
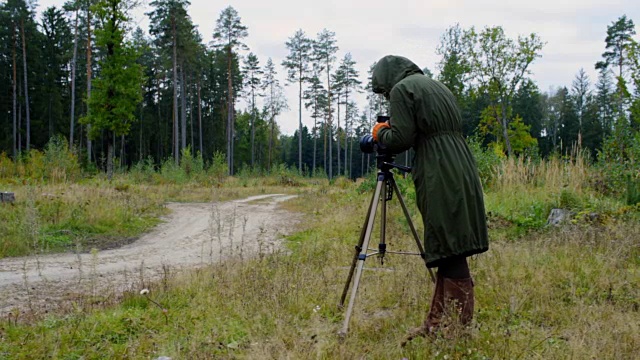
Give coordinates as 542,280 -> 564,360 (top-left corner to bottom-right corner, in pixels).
376,153 -> 411,174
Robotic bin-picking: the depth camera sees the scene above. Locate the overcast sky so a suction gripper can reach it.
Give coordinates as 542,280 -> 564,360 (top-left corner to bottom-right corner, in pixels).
36,0 -> 639,135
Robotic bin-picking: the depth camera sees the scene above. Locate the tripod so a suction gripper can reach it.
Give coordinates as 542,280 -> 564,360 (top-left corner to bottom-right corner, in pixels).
338,154 -> 435,336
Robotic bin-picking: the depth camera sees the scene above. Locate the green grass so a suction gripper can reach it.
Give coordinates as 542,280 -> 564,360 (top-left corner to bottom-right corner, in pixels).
0,160 -> 639,359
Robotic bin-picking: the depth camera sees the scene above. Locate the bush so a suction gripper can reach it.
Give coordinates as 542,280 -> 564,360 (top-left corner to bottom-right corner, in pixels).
130,156 -> 156,184
626,175 -> 640,205
467,135 -> 503,188
208,151 -> 228,185
1,136 -> 81,183
596,131 -> 640,197
180,146 -> 205,178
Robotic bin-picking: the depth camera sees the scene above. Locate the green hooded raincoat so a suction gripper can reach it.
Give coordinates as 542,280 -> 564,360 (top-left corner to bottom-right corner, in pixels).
372,55 -> 489,267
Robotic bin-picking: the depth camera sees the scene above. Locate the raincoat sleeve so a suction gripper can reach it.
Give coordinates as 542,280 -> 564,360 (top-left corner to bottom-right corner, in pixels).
378,86 -> 416,153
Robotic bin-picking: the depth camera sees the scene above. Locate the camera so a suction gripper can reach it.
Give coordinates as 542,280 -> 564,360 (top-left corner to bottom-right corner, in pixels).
360,115 -> 390,154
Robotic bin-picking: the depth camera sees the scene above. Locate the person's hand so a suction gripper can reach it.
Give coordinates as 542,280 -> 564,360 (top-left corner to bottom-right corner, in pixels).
372,122 -> 391,142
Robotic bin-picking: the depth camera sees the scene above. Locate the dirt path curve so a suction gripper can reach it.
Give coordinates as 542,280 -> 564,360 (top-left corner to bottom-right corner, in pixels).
0,194 -> 299,316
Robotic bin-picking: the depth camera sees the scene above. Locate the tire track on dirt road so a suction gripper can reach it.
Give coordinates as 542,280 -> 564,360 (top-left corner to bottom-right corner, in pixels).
0,194 -> 299,315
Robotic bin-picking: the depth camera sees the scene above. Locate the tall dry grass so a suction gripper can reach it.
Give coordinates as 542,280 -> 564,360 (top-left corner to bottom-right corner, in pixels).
0,157 -> 638,359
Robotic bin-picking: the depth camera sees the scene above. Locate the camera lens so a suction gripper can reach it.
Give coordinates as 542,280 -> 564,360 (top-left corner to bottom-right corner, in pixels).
359,134 -> 375,154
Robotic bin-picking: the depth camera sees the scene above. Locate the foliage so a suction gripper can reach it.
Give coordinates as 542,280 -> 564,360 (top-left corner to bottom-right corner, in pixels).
81,0 -> 143,140
464,25 -> 544,156
479,107 -> 538,156
467,135 -> 503,188
596,130 -> 640,196
0,136 -> 81,183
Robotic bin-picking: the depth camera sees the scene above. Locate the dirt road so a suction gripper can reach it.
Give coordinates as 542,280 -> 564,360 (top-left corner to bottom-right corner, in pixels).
0,194 -> 299,315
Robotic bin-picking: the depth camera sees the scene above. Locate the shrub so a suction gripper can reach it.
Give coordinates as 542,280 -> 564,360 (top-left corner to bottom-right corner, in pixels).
208,151 -> 228,185
467,135 -> 503,188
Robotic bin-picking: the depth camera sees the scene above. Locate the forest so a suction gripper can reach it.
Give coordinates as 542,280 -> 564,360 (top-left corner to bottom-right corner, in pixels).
0,0 -> 638,182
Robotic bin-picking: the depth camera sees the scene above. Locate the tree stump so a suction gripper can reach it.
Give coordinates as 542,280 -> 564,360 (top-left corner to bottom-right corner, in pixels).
1,192 -> 15,203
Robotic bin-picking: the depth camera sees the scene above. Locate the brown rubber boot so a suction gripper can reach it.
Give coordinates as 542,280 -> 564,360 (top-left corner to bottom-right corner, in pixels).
442,277 -> 474,327
401,272 -> 445,347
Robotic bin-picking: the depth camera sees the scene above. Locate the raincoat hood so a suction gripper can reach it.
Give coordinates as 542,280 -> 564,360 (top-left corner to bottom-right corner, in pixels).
372,55 -> 423,97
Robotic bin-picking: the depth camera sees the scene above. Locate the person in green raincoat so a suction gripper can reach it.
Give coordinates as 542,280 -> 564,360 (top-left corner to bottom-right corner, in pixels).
370,55 -> 489,345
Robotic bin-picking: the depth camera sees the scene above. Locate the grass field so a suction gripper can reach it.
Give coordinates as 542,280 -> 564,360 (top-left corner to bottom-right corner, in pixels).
0,155 -> 638,359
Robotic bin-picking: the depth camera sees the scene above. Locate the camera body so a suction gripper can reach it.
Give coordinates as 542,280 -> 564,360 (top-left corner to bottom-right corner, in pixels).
360,115 -> 391,154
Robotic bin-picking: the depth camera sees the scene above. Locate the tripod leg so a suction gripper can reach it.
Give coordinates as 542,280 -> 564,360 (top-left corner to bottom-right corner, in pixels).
379,178 -> 387,264
391,178 -> 436,283
339,176 -> 385,336
339,184 -> 377,307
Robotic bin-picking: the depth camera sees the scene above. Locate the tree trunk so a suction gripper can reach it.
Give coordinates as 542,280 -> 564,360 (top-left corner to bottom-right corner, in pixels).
157,82 -> 163,160
313,114 -> 317,174
70,10 -> 79,147
500,104 -> 513,156
198,81 -> 203,155
180,65 -> 187,152
348,131 -> 353,178
139,102 -> 143,161
48,95 -> 53,139
106,132 -> 114,180
226,46 -> 234,175
337,93 -> 341,176
18,87 -> 22,151
20,19 -> 31,152
344,91 -> 349,176
189,77 -> 193,151
172,16 -> 179,163
323,118 -> 327,175
12,27 -> 17,158
269,117 -> 275,172
326,57 -> 332,179
298,68 -> 303,175
86,6 -> 92,163
250,87 -> 255,167
120,134 -> 125,168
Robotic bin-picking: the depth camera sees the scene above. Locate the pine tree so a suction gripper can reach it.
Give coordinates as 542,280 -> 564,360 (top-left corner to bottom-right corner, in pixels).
571,68 -> 592,144
336,53 -> 361,177
41,6 -> 72,140
595,15 -> 636,114
212,6 -> 248,175
436,23 -> 471,102
261,58 -> 288,172
282,29 -> 312,175
64,1 -> 80,148
242,52 -> 263,168
313,29 -> 338,178
147,0 -> 195,163
303,64 -> 327,174
80,0 -> 143,179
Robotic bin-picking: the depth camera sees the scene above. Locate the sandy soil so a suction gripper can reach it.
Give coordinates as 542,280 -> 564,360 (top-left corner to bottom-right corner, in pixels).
0,194 -> 299,316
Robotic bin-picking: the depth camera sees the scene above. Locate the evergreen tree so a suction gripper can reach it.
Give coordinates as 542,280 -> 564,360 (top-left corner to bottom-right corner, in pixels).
282,29 -> 312,174
571,68 -> 592,144
436,23 -> 471,102
41,6 -> 72,140
147,0 -> 194,163
595,69 -> 616,135
242,52 -> 263,168
303,64 -> 327,173
64,0 -> 81,148
212,6 -> 248,175
261,58 -> 287,172
313,29 -> 338,178
512,79 -> 544,143
81,0 -> 143,179
335,53 -> 362,176
595,15 -> 636,115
